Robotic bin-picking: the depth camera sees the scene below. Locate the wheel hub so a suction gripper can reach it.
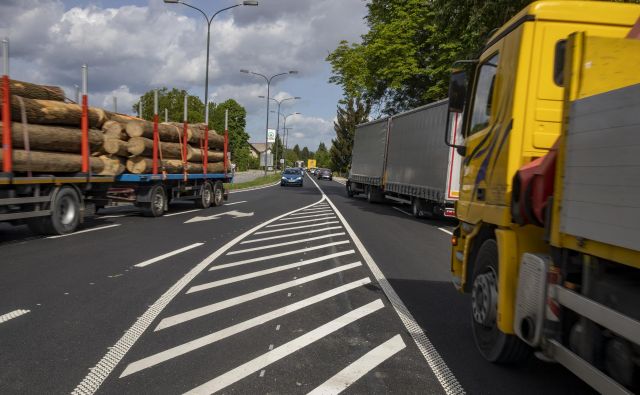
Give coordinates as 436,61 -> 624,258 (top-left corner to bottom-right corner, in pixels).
472,269 -> 497,326
59,196 -> 76,225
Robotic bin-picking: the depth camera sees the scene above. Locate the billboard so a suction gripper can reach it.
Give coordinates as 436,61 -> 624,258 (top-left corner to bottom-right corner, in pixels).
307,159 -> 317,169
267,129 -> 277,143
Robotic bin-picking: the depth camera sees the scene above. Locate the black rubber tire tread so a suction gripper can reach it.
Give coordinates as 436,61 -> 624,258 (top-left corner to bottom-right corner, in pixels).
212,181 -> 224,207
346,183 -> 354,198
141,185 -> 166,217
40,187 -> 81,235
471,239 -> 531,364
195,181 -> 213,209
412,199 -> 421,218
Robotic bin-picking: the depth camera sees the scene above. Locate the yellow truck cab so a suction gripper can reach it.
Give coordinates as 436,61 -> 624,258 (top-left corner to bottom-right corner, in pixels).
446,1 -> 640,393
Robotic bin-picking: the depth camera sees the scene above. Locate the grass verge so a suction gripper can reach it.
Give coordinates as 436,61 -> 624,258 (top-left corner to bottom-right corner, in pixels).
225,173 -> 281,191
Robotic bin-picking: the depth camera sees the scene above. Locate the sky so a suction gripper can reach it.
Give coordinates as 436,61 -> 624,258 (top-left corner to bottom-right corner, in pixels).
0,0 -> 369,151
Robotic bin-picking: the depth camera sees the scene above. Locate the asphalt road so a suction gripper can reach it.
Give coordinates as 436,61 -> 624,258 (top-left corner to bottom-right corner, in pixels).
0,174 -> 593,394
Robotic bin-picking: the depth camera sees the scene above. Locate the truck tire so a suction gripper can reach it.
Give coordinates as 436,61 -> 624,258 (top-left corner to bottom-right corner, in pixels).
41,186 -> 81,235
366,186 -> 376,203
212,181 -> 224,207
412,198 -> 422,217
346,182 -> 355,198
471,239 -> 531,364
141,185 -> 166,217
195,181 -> 213,209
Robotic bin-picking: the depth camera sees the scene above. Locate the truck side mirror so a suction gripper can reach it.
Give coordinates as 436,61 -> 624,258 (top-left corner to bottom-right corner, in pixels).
448,70 -> 468,113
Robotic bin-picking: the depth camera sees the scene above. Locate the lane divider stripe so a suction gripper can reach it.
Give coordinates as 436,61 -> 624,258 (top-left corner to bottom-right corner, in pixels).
240,226 -> 343,244
227,233 -> 346,255
266,217 -> 337,228
134,243 -> 204,268
254,221 -> 340,235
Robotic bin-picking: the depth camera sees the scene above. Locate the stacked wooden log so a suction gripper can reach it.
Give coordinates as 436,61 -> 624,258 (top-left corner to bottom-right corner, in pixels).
0,79 -> 228,176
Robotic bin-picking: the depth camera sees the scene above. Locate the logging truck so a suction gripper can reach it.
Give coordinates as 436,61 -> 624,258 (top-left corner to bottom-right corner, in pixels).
0,40 -> 232,235
446,2 -> 640,393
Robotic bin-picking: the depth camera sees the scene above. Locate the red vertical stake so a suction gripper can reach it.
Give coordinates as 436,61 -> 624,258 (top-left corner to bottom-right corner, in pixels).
81,94 -> 89,174
152,114 -> 159,175
1,74 -> 11,174
183,122 -> 188,164
224,129 -> 228,174
203,126 -> 209,175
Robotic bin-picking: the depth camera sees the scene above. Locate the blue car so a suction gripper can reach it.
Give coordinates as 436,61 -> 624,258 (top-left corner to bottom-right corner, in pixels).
281,168 -> 304,187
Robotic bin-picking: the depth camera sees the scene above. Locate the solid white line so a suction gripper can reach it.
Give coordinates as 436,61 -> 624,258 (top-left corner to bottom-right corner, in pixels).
209,241 -> 351,271
308,334 -> 406,395
189,250 -> 355,292
290,209 -> 333,216
225,201 -> 247,206
438,228 -> 453,235
229,181 -> 280,194
164,209 -> 201,217
266,216 -> 337,227
279,213 -> 335,221
155,262 -> 362,330
299,207 -> 332,213
307,176 -> 464,395
47,224 -> 121,239
240,226 -> 343,244
96,214 -> 128,219
0,309 -> 30,324
182,299 -> 385,395
134,243 -> 204,268
71,197 -> 327,395
254,221 -> 340,235
227,232 -> 346,255
120,278 -> 372,378
392,206 -> 412,217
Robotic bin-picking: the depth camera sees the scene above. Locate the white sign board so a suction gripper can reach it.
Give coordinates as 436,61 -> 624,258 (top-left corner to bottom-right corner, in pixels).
260,152 -> 274,168
267,129 -> 277,143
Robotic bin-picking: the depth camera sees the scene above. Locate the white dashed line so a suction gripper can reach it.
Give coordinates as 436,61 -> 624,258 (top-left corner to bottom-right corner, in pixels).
47,224 -> 121,239
266,217 -> 338,227
227,233 -> 346,255
438,228 -> 453,235
0,309 -> 30,324
254,221 -> 340,235
134,243 -> 204,268
279,213 -> 335,221
164,209 -> 201,217
392,206 -> 413,216
240,226 -> 343,244
224,201 -> 247,206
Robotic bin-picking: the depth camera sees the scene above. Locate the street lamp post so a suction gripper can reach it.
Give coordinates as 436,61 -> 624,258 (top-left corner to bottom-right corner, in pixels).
260,95 -> 300,169
241,69 -> 298,176
273,112 -> 300,168
164,0 -> 258,125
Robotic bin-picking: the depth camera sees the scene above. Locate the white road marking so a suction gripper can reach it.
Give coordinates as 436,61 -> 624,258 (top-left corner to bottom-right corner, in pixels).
134,243 -> 205,268
289,209 -> 333,216
229,181 -> 280,193
188,251 -> 355,293
254,221 -> 340,235
438,228 -> 453,235
240,226 -> 343,244
266,216 -> 337,227
182,299 -> 384,395
279,213 -> 335,221
208,241 -> 350,271
164,209 -> 201,217
268,344 -> 274,350
299,207 -> 332,213
259,370 -> 265,377
47,224 -> 121,239
96,214 -> 129,219
185,210 -> 254,224
392,206 -> 413,216
308,334 -> 406,395
0,309 -> 30,324
308,176 -> 464,395
155,262 -> 362,331
224,201 -> 247,206
227,233 -> 346,255
71,197 -> 327,395
276,325 -> 281,331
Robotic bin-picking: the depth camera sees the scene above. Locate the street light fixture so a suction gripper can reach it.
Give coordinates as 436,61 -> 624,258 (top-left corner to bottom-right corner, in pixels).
240,69 -> 298,175
260,95 -> 300,168
276,112 -> 300,167
164,0 -> 258,125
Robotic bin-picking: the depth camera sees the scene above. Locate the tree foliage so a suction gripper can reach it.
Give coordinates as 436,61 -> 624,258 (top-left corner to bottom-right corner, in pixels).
210,99 -> 250,169
330,97 -> 370,173
327,0 -> 640,115
315,142 -> 331,169
133,88 -> 206,124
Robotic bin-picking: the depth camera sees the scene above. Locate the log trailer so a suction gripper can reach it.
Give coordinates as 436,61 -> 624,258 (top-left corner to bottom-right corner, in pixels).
347,100 -> 462,218
445,2 -> 640,393
0,39 -> 232,235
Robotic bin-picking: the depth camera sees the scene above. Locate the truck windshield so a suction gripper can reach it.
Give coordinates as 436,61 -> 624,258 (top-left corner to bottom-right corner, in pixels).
469,53 -> 499,136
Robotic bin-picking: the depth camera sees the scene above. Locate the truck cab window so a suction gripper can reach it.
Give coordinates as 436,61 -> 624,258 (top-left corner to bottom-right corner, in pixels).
554,40 -> 566,86
468,53 -> 499,136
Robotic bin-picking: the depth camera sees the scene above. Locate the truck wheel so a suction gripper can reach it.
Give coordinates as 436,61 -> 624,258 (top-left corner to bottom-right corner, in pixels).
195,181 -> 213,209
41,186 -> 81,235
412,198 -> 422,217
142,185 -> 166,217
471,239 -> 530,363
366,187 -> 375,203
212,181 -> 224,207
346,182 -> 355,198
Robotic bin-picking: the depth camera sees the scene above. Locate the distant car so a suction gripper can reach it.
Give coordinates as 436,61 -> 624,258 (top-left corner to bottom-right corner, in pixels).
281,168 -> 304,187
316,168 -> 333,181
308,167 -> 317,174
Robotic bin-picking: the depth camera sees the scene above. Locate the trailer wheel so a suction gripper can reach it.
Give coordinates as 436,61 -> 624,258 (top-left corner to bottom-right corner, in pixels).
195,181 -> 213,209
40,186 -> 81,235
212,181 -> 224,207
346,182 -> 354,198
366,186 -> 375,203
471,239 -> 530,364
142,185 -> 166,217
412,198 -> 422,217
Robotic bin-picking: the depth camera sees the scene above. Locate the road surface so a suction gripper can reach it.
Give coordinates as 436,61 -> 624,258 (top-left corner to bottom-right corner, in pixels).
0,174 -> 593,394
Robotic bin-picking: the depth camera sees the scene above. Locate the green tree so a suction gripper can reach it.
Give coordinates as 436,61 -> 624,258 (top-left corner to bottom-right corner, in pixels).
273,133 -> 285,169
301,146 -> 310,161
330,97 -> 371,174
292,144 -> 301,161
315,142 -> 331,169
210,99 -> 250,166
133,88 -> 205,123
